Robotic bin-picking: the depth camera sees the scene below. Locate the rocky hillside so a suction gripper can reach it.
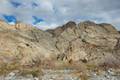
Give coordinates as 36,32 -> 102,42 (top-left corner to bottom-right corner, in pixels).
0,20 -> 120,74
47,21 -> 120,67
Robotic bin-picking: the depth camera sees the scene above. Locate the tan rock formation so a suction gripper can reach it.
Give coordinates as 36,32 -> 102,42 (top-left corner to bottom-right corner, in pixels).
49,21 -> 120,67
0,20 -> 120,69
0,21 -> 59,66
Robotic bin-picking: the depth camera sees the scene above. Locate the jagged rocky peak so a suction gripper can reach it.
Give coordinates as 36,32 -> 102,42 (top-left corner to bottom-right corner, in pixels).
47,21 -> 77,36
99,23 -> 118,33
78,20 -> 96,30
13,22 -> 33,31
0,20 -> 34,31
47,20 -> 119,39
78,20 -> 119,34
62,21 -> 76,29
79,20 -> 96,26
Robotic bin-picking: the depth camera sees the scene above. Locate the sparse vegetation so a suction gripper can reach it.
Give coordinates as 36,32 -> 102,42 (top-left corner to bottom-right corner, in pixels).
19,67 -> 42,77
0,62 -> 20,75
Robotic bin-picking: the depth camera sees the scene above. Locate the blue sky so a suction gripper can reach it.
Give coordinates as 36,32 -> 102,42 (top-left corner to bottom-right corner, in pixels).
0,0 -> 120,30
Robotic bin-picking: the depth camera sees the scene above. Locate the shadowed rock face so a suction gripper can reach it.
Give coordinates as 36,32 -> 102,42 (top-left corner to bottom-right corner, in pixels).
47,21 -> 76,37
99,23 -> 118,34
0,20 -> 120,69
114,38 -> 120,49
119,31 -> 120,34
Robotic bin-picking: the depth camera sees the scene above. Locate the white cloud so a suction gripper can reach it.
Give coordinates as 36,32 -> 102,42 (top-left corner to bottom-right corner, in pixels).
0,0 -> 119,30
33,22 -> 58,30
40,0 -> 54,12
0,0 -> 13,15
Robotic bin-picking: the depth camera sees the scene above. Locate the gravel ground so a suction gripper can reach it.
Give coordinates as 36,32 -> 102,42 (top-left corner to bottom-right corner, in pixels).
0,69 -> 120,80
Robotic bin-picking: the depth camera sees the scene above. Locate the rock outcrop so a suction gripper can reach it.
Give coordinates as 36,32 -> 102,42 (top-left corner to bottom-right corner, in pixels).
0,20 -> 59,66
47,21 -> 120,68
0,20 -> 120,68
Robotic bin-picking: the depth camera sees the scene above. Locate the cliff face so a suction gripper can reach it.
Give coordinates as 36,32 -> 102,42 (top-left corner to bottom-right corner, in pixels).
48,21 -> 120,67
0,20 -> 120,68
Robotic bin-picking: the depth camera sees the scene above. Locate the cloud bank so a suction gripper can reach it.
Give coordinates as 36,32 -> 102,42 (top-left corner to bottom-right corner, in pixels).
0,0 -> 120,30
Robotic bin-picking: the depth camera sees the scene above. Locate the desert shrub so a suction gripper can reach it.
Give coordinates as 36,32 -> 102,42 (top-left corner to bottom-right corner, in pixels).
41,59 -> 55,69
99,56 -> 120,70
0,61 -> 20,75
20,67 -> 41,77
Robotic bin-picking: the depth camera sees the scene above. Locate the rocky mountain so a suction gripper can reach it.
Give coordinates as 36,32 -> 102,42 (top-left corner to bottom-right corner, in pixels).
47,21 -> 120,67
0,20 -> 120,80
